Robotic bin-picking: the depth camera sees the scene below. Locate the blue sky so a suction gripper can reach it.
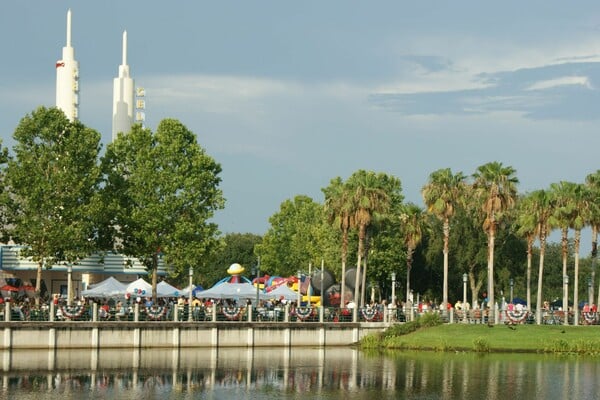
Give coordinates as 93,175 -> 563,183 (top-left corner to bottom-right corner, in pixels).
2,1 -> 600,252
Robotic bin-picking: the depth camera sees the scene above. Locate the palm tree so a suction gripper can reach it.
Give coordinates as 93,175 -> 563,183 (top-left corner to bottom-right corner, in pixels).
472,161 -> 518,316
323,177 -> 355,307
515,194 -> 539,312
399,203 -> 427,306
528,189 -> 556,325
347,170 -> 396,308
550,181 -> 578,325
569,183 -> 588,325
585,170 -> 600,306
422,168 -> 466,311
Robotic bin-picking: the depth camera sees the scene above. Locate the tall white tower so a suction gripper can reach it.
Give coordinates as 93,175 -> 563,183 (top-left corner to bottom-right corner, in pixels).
112,31 -> 135,140
55,9 -> 79,121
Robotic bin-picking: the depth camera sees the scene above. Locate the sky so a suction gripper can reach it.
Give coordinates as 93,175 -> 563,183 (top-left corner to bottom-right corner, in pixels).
2,1 -> 600,252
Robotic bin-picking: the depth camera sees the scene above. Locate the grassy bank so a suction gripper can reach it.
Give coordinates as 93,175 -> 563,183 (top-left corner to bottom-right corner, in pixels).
361,315 -> 600,355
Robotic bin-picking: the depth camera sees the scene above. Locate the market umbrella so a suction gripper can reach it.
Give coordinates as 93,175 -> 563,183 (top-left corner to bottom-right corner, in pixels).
0,284 -> 19,298
512,297 -> 527,306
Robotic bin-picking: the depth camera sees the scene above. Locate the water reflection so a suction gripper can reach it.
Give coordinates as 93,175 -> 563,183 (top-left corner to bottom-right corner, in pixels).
0,348 -> 598,399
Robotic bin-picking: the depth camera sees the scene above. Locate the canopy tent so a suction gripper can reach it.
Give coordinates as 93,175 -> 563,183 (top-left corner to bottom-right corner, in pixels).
156,281 -> 182,298
81,276 -> 128,298
126,278 -> 153,297
180,284 -> 204,298
264,285 -> 299,301
196,282 -> 266,300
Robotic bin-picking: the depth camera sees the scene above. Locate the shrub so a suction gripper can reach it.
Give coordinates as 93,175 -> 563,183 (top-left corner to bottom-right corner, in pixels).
418,312 -> 443,328
473,336 -> 490,352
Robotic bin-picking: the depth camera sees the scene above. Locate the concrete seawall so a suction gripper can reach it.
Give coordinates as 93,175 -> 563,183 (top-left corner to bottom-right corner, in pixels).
0,321 -> 387,350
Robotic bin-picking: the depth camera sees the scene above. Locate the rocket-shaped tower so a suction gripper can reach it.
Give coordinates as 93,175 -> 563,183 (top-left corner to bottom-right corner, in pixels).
112,31 -> 135,140
55,9 -> 79,121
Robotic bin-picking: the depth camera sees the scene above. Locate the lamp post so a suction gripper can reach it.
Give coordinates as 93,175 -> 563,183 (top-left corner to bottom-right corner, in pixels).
253,258 -> 261,306
67,263 -> 73,306
563,274 -> 569,326
588,277 -> 593,307
391,272 -> 396,307
391,272 -> 396,323
509,278 -> 514,303
462,273 -> 467,307
188,267 -> 193,321
297,270 -> 302,306
320,260 -> 324,308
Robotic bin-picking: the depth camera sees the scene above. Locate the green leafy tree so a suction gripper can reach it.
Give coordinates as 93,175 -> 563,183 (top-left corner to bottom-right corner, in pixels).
202,233 -> 262,287
515,193 -> 540,310
256,195 -> 338,278
422,168 -> 466,310
585,170 -> 600,305
550,181 -> 577,324
347,170 -> 401,307
472,161 -> 518,312
528,189 -> 557,324
101,119 -> 224,302
5,107 -> 102,302
399,203 -> 427,305
323,177 -> 355,306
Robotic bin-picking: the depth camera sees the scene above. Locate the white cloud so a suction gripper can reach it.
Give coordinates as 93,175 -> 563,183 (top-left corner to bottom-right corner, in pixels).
526,76 -> 592,91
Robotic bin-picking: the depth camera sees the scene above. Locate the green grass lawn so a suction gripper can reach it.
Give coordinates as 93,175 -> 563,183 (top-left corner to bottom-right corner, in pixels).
370,323 -> 600,354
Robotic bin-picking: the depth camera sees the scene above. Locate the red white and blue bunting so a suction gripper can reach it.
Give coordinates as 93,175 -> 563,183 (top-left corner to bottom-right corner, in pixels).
361,307 -> 380,322
295,306 -> 313,321
582,312 -> 597,325
505,309 -> 528,324
144,305 -> 167,320
60,304 -> 86,320
222,306 -> 243,320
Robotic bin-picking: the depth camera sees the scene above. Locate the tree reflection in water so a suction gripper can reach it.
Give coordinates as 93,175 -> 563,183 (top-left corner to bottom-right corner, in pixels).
0,348 -> 598,399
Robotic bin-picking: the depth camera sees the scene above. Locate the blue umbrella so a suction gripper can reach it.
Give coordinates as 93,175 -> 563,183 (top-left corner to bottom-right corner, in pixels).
512,297 -> 527,305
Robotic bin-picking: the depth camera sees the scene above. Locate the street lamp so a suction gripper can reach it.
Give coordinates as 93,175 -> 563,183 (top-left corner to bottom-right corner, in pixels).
252,258 -> 261,306
462,273 -> 467,307
188,267 -> 193,321
588,277 -> 593,306
320,260 -> 325,308
297,270 -> 302,306
67,263 -> 73,306
391,272 -> 396,308
509,278 -> 514,303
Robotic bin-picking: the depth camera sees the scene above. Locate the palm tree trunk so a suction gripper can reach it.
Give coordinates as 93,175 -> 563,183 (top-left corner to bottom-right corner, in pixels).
535,231 -> 547,325
406,247 -> 414,305
340,228 -> 348,308
360,232 -> 370,308
592,226 -> 598,307
353,224 -> 366,318
561,228 -> 568,326
573,229 -> 581,326
526,237 -> 533,313
487,226 -> 496,318
442,218 -> 450,312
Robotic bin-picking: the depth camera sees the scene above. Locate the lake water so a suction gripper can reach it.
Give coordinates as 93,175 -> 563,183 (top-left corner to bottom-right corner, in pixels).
0,347 -> 597,399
